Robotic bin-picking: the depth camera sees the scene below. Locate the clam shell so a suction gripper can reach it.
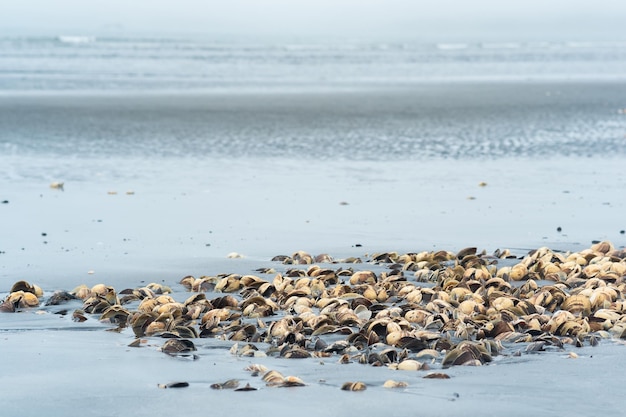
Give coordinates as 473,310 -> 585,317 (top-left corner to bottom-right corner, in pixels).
341,382 -> 367,391
383,380 -> 408,388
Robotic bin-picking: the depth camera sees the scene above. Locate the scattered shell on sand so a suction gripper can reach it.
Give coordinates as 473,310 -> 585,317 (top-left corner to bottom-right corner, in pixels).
158,382 -> 189,389
3,241 -> 626,386
341,382 -> 367,391
383,380 -> 409,388
210,379 -> 240,390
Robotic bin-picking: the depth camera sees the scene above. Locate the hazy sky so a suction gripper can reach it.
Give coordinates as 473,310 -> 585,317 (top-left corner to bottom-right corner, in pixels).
2,0 -> 626,40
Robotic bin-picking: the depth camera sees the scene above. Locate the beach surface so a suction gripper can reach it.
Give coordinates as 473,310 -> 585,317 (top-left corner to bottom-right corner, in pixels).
2,83 -> 626,416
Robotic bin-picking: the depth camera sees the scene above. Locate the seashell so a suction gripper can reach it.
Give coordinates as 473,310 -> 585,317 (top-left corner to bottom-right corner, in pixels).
235,383 -> 257,391
415,349 -> 440,361
210,379 -> 240,389
201,308 -> 234,323
82,295 -> 112,314
90,284 -> 118,305
10,280 -> 43,297
341,382 -> 367,391
292,250 -> 313,264
349,270 -> 377,285
262,370 -> 286,386
509,264 -> 528,281
72,309 -> 87,322
146,283 -> 171,294
423,372 -> 450,379
383,380 -> 408,388
561,294 -> 592,317
99,305 -> 130,324
591,241 -> 614,254
491,296 -> 515,311
525,341 -> 546,353
244,364 -> 269,375
353,304 -> 372,321
215,275 -> 241,293
281,347 -> 311,359
71,284 -> 91,300
386,330 -> 412,346
495,332 -> 532,343
158,382 -> 189,389
396,359 -> 423,371
404,308 -> 431,325
442,341 -> 491,368
229,324 -> 258,342
161,338 -> 196,355
4,291 -> 40,310
281,376 -> 306,387
314,253 -> 334,263
457,247 -> 478,259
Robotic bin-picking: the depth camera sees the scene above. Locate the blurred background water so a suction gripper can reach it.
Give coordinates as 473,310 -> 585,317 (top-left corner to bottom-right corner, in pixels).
1,35 -> 626,90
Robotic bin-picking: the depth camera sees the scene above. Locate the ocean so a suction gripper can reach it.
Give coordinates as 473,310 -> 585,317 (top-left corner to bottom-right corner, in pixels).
2,35 -> 626,91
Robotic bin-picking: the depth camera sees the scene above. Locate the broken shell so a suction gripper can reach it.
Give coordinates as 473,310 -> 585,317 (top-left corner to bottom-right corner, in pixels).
383,380 -> 408,388
341,382 -> 367,391
158,382 -> 189,389
210,379 -> 240,390
423,373 -> 451,379
161,338 -> 196,355
235,383 -> 257,391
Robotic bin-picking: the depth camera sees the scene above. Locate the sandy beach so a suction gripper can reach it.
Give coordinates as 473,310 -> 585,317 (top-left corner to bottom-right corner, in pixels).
2,83 -> 626,416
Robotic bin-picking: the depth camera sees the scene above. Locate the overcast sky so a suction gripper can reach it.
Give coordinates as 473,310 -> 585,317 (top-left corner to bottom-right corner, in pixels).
2,0 -> 626,40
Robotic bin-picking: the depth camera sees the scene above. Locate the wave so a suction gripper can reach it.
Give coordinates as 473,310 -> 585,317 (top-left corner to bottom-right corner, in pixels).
57,36 -> 96,44
435,43 -> 469,50
480,42 -> 521,49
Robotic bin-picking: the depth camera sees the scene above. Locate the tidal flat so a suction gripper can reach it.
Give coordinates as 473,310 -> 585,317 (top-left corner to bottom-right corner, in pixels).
1,83 -> 626,416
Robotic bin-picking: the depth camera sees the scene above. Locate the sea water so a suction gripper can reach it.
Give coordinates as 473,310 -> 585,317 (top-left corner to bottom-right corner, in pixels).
1,35 -> 626,91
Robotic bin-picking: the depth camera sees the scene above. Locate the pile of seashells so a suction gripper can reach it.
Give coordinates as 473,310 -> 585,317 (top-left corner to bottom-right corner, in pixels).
2,240 -> 626,386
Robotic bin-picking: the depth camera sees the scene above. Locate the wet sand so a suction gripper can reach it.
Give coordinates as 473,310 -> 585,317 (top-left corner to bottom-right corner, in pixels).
1,83 -> 626,416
